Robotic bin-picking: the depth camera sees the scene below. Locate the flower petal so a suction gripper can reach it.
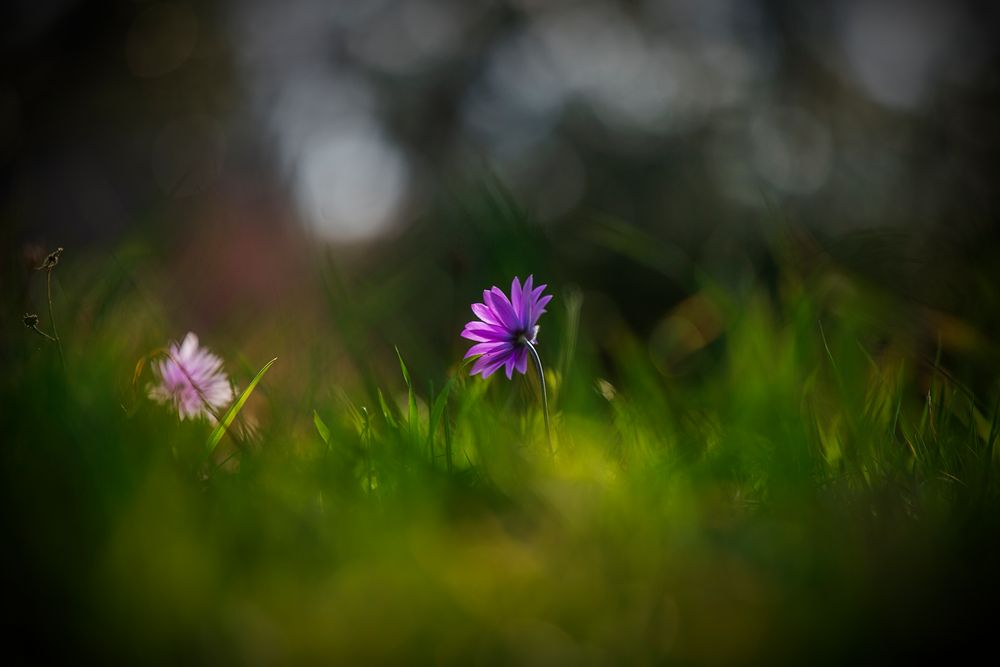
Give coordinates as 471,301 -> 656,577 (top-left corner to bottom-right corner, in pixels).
480,358 -> 508,378
471,302 -> 499,325
510,276 -> 523,323
179,332 -> 199,361
520,276 -> 534,327
486,287 -> 520,331
464,341 -> 512,359
530,293 -> 553,327
514,347 -> 528,375
461,321 -> 510,342
471,351 -> 510,377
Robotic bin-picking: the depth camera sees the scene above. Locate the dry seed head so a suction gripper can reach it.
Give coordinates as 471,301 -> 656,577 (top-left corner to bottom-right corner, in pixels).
38,247 -> 64,270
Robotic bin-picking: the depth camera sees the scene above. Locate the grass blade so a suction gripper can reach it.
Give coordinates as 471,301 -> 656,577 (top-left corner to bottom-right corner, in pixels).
378,388 -> 398,430
427,377 -> 454,451
206,357 -> 277,455
396,347 -> 419,444
314,410 -> 331,445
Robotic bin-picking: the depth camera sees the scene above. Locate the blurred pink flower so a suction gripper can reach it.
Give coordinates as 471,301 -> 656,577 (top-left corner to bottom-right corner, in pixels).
148,332 -> 234,420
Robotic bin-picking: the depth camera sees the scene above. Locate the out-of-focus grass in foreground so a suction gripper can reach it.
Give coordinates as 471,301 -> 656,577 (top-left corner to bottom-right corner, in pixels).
4,210 -> 1000,665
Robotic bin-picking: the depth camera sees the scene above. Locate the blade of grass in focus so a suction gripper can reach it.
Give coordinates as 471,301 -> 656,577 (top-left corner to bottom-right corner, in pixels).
396,346 -> 419,446
206,357 -> 277,455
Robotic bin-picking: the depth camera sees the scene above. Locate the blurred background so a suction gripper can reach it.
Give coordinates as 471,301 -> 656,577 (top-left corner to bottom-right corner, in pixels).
2,0 -> 1000,373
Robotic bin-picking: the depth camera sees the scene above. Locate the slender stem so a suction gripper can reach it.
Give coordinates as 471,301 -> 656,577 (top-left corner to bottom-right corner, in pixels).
522,337 -> 552,454
46,270 -> 66,371
214,447 -> 241,472
30,324 -> 57,342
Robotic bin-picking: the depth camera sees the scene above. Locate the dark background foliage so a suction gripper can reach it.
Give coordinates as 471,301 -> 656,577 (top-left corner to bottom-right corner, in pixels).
3,1 -> 1000,338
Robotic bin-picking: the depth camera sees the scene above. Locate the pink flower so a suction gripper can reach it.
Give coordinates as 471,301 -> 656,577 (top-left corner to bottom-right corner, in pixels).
148,333 -> 234,420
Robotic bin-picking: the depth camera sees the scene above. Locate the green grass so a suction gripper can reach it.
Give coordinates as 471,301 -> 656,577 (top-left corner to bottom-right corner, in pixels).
4,212 -> 1000,664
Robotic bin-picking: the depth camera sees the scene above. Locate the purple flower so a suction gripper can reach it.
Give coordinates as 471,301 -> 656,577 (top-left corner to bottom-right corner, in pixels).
148,332 -> 234,420
461,275 -> 553,379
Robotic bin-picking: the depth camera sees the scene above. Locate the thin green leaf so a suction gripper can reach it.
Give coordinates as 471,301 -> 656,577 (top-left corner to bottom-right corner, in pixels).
314,410 -> 330,445
396,345 -> 412,386
378,388 -> 398,430
206,357 -> 277,455
427,377 -> 454,449
396,346 -> 419,443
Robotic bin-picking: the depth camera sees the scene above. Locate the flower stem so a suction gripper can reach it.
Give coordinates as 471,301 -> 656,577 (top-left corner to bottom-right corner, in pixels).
46,269 -> 66,371
522,338 -> 552,454
30,324 -> 57,342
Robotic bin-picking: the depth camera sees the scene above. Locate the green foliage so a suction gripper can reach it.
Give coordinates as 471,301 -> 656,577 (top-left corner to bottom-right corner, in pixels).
4,225 -> 1000,664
